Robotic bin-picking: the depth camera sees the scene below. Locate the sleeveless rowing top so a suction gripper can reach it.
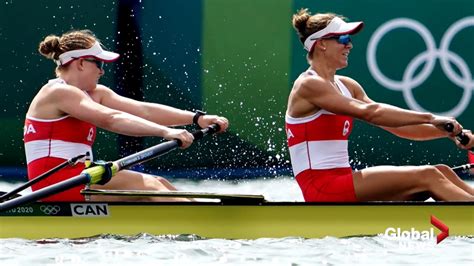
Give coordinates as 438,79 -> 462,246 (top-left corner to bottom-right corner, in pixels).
23,78 -> 96,201
24,78 -> 96,163
285,69 -> 353,176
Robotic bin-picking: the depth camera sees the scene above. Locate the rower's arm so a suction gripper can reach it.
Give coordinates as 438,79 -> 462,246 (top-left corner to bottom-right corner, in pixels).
94,85 -> 194,126
298,77 -> 434,128
339,77 -> 449,141
381,124 -> 449,141
52,85 -> 181,138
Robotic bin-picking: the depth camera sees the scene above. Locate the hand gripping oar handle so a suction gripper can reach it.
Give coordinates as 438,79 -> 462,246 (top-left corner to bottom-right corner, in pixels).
0,124 -> 220,212
114,124 -> 220,171
192,123 -> 221,141
444,123 -> 472,149
174,123 -> 221,147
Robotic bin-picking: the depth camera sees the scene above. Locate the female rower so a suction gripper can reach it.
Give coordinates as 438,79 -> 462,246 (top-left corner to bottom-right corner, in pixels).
25,29 -> 228,202
285,9 -> 474,201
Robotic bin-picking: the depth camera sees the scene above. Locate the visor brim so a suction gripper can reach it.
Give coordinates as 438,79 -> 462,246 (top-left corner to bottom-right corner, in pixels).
93,50 -> 120,62
321,21 -> 364,38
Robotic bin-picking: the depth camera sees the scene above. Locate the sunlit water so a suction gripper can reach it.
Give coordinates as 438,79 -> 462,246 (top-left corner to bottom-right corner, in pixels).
1,178 -> 473,265
2,234 -> 473,266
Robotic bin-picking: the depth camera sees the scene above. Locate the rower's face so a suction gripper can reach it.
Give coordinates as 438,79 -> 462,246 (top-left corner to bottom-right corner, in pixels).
79,58 -> 105,91
322,36 -> 353,69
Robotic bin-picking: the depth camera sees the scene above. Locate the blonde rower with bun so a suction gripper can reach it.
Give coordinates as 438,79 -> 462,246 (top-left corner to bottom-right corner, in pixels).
25,29 -> 228,202
285,9 -> 473,202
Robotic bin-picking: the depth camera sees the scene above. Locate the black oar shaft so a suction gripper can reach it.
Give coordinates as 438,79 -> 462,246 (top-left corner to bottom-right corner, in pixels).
116,140 -> 179,171
0,153 -> 87,201
0,174 -> 89,212
115,124 -> 219,170
115,124 -> 219,171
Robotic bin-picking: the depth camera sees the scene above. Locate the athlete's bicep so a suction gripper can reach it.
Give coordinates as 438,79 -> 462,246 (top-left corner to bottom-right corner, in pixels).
298,78 -> 372,118
52,86 -> 118,127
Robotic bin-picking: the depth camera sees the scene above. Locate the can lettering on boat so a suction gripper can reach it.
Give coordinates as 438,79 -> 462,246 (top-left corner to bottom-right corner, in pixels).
70,204 -> 109,216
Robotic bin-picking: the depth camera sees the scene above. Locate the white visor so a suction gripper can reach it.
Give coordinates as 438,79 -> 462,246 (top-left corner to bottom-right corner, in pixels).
56,42 -> 120,66
303,17 -> 364,51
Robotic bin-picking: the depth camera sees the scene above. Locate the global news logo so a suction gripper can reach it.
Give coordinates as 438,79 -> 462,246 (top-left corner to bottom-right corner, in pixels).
383,215 -> 449,244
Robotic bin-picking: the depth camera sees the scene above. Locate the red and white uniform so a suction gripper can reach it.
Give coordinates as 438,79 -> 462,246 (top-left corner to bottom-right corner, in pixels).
285,70 -> 357,202
23,78 -> 96,201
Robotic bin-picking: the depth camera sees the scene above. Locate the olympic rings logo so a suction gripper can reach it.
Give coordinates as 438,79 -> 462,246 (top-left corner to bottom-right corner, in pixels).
40,205 -> 61,215
367,17 -> 474,117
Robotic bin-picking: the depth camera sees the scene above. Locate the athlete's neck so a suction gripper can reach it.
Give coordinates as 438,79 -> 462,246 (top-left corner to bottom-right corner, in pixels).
58,73 -> 85,91
310,63 -> 337,82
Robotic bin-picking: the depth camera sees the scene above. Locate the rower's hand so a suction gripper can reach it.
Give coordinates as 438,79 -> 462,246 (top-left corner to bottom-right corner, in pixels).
451,129 -> 474,150
196,115 -> 229,133
163,128 -> 194,149
431,115 -> 462,136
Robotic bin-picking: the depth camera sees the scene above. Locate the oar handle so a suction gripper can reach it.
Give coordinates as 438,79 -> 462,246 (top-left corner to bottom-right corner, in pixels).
444,123 -> 471,146
116,124 -> 221,171
192,123 -> 221,140
176,124 -> 221,147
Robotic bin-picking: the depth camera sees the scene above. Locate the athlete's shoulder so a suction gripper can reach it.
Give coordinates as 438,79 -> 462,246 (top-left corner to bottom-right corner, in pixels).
48,84 -> 84,99
337,75 -> 359,86
88,84 -> 114,94
95,84 -> 112,91
90,84 -> 115,98
298,73 -> 327,91
39,80 -> 82,100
